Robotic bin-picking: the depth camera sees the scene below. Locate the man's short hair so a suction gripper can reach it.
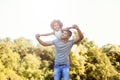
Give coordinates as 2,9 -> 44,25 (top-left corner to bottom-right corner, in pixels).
50,19 -> 63,29
65,30 -> 72,37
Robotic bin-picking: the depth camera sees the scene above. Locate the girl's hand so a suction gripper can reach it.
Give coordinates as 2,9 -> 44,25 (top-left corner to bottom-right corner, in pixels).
35,34 -> 40,39
72,24 -> 79,29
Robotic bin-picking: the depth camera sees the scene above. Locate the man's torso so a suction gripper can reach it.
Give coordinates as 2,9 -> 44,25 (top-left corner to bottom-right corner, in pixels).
52,39 -> 74,65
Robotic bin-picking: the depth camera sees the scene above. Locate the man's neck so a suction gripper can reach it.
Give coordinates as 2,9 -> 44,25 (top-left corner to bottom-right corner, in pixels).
61,39 -> 68,43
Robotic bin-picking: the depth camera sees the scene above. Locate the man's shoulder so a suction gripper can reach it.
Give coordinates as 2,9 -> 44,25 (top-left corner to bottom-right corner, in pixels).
52,39 -> 59,41
68,39 -> 75,44
52,39 -> 60,43
69,38 -> 74,41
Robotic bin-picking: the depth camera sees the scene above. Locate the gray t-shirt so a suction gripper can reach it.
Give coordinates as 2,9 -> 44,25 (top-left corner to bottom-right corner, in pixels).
52,39 -> 74,65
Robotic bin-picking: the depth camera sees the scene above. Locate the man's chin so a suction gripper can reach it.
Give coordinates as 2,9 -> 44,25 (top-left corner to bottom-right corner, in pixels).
61,37 -> 65,39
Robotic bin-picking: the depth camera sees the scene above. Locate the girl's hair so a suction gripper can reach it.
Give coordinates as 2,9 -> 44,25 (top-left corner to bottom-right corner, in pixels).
50,19 -> 63,29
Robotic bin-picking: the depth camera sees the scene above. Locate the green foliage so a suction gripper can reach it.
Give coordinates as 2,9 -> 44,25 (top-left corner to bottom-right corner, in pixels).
0,37 -> 120,80
102,44 -> 120,73
70,38 -> 120,80
17,54 -> 45,80
13,37 -> 34,57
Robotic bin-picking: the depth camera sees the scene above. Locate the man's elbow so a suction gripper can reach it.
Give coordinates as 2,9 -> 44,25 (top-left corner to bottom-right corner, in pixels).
41,43 -> 49,46
81,35 -> 84,40
38,42 -> 47,46
42,42 -> 52,46
78,35 -> 84,42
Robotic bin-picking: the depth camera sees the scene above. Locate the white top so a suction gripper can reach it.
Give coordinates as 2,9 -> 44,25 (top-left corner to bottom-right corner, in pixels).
54,30 -> 62,39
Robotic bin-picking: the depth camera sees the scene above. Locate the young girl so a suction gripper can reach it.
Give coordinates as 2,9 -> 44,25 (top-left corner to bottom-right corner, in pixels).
40,19 -> 73,39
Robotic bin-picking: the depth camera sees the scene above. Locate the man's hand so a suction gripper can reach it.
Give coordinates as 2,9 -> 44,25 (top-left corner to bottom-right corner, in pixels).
72,24 -> 79,30
35,34 -> 40,39
72,24 -> 84,44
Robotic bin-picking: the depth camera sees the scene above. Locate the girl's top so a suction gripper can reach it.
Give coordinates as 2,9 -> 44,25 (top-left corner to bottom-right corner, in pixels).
54,30 -> 62,39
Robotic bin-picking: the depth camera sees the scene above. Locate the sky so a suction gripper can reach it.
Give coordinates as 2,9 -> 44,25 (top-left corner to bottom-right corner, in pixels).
0,0 -> 120,47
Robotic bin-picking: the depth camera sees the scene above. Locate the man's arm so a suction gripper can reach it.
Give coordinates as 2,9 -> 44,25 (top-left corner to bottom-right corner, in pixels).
73,25 -> 84,44
35,34 -> 53,46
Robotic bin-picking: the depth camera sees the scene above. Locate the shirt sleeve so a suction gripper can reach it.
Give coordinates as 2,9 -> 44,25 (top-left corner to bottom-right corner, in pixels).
51,39 -> 56,45
70,38 -> 75,44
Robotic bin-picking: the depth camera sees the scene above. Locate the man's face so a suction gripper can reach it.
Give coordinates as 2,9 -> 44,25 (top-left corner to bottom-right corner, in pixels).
61,31 -> 70,39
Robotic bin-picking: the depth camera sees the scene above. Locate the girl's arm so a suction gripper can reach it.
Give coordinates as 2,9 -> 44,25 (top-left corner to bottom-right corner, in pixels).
40,32 -> 54,36
62,26 -> 73,31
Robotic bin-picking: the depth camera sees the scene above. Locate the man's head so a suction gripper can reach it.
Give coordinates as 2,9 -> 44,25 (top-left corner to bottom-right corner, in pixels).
61,30 -> 72,40
50,19 -> 63,31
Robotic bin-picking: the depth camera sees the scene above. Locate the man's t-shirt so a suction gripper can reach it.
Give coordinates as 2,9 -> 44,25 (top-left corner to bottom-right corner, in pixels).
52,39 -> 74,65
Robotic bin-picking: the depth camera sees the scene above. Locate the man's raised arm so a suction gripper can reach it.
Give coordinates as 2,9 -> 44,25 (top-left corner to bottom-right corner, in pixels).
73,25 -> 84,44
35,34 -> 53,46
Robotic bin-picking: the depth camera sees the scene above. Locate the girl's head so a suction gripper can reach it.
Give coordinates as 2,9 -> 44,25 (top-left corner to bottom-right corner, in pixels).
50,19 -> 63,31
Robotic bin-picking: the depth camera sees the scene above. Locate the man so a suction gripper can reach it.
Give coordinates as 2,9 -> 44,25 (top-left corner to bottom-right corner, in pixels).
35,24 -> 84,80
